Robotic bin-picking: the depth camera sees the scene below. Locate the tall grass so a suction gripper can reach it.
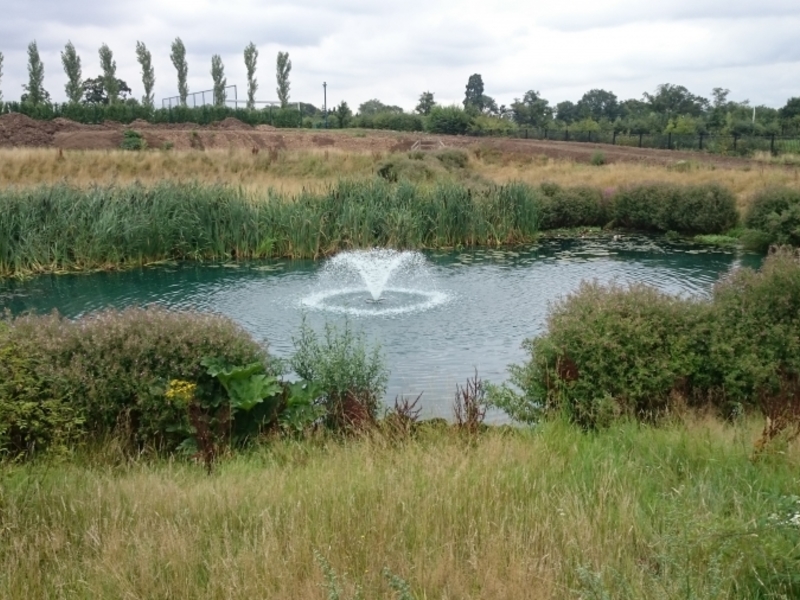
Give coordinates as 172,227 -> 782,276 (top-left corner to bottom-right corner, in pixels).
0,180 -> 542,276
0,420 -> 797,599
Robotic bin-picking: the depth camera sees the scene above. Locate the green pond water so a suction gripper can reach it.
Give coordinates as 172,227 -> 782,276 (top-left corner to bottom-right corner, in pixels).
0,235 -> 762,421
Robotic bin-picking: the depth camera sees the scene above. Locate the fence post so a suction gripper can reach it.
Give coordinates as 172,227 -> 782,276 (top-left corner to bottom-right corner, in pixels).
564,128 -> 569,142
699,133 -> 704,151
771,134 -> 776,155
638,132 -> 643,148
524,128 -> 528,139
544,128 -> 548,140
733,134 -> 738,151
668,132 -> 672,150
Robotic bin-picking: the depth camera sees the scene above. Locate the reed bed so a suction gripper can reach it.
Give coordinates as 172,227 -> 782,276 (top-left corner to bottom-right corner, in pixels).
0,419 -> 797,599
0,180 -> 542,276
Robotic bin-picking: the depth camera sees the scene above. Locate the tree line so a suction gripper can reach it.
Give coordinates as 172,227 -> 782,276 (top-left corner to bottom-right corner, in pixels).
0,44 -> 798,137
0,39 -> 292,110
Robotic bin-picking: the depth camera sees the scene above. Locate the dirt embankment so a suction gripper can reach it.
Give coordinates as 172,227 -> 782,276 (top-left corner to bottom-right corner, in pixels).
0,112 -> 764,169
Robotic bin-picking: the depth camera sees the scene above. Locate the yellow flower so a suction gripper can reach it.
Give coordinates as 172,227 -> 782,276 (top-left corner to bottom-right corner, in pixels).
165,379 -> 197,405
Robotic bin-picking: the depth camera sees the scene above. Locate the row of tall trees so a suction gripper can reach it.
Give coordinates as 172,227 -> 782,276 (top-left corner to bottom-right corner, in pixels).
0,40 -> 293,110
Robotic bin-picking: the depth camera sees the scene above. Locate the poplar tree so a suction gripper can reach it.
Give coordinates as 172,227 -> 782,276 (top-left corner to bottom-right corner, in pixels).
211,54 -> 226,106
61,41 -> 83,104
170,37 -> 188,106
23,41 -> 47,105
135,41 -> 155,109
276,51 -> 291,107
99,44 -> 119,103
244,42 -> 258,109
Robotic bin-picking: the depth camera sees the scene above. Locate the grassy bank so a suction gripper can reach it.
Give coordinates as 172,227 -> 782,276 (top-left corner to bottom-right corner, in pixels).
1,420 -> 798,599
0,179 -> 745,277
2,148 -> 799,208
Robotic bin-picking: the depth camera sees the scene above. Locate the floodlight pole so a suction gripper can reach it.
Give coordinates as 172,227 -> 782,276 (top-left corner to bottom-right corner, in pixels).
323,82 -> 328,129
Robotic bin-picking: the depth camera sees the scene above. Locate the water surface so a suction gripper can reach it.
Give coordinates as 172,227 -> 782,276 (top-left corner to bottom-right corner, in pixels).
0,236 -> 762,420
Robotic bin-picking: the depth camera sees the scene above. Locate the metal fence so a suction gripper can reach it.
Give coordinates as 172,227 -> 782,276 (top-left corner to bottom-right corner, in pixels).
478,128 -> 800,156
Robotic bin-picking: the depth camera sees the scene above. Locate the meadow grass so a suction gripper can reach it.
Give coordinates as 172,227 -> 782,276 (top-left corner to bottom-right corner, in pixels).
2,148 -> 799,211
0,417 -> 797,599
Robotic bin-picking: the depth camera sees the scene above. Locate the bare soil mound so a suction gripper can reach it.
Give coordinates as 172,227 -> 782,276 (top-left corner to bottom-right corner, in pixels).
0,113 -> 57,146
213,117 -> 252,130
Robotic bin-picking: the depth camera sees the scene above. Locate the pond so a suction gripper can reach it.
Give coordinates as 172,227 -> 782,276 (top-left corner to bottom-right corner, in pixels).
0,235 -> 762,420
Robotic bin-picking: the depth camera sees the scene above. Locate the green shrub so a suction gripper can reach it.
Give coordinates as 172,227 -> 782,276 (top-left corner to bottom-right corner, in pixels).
120,129 -> 146,150
590,150 -> 606,166
744,186 -> 800,247
434,148 -> 469,170
612,183 -> 738,234
0,307 -> 271,455
538,184 -> 608,229
376,155 -> 442,182
290,319 -> 388,429
709,248 -> 800,410
425,105 -> 471,135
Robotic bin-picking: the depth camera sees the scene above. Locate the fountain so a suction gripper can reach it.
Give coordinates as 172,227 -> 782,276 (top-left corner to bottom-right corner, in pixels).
300,249 -> 449,316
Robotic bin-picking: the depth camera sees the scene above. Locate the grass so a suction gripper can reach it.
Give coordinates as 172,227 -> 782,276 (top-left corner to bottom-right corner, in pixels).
2,148 -> 799,211
0,417 -> 797,599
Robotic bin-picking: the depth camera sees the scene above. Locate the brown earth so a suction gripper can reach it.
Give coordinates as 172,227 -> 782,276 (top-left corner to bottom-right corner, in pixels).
0,112 -> 766,168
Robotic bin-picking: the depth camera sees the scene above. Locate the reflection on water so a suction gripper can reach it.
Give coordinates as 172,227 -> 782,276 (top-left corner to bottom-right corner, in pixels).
0,235 -> 763,420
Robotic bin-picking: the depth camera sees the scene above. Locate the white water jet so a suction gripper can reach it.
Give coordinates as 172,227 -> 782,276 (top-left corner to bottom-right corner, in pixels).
300,249 -> 449,316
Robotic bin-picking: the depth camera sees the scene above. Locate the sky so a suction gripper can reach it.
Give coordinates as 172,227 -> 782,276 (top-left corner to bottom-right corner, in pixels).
1,0 -> 799,112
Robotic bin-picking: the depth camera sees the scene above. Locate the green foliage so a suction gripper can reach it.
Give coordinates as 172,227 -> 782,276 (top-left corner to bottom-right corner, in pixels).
135,41 -> 155,109
590,150 -> 606,166
434,148 -> 469,170
60,41 -> 82,104
333,101 -> 352,128
493,250 -> 800,428
98,44 -> 119,104
290,319 -> 388,428
463,73 -> 485,112
744,186 -> 800,247
170,37 -> 188,106
355,111 -> 423,132
210,54 -> 226,106
467,114 -> 517,136
0,307 -> 270,456
612,183 -> 738,234
243,42 -> 258,109
538,183 -> 608,229
415,91 -> 435,115
425,105 -> 471,135
120,128 -> 146,150
276,51 -> 291,107
23,40 -> 47,106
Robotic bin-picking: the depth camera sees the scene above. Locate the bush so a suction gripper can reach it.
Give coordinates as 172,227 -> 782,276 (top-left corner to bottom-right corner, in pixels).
290,319 -> 388,429
434,148 -> 469,170
538,184 -> 608,229
709,248 -> 800,410
0,307 -> 271,456
120,129 -> 146,150
744,186 -> 800,247
491,250 -> 800,428
612,183 -> 738,234
590,150 -> 606,166
425,105 -> 471,135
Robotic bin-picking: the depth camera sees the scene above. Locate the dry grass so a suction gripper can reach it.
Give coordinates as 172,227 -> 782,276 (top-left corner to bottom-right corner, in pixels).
1,418 -> 798,599
2,148 -> 799,211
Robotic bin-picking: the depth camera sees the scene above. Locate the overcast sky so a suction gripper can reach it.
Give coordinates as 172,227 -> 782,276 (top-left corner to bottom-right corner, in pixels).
1,0 -> 799,112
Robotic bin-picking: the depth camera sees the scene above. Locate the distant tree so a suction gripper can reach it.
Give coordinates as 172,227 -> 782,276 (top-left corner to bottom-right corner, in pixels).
23,41 -> 47,105
333,100 -> 352,127
170,37 -> 188,106
297,102 -> 319,117
81,75 -> 132,105
61,41 -> 83,104
244,42 -> 258,109
276,51 -> 291,107
780,97 -> 800,120
463,74 -> 485,112
135,41 -> 155,109
98,44 -> 119,104
576,89 -> 620,121
511,90 -> 552,127
643,83 -> 708,118
358,99 -> 403,116
0,51 -> 5,103
415,91 -> 435,115
555,100 -> 580,124
711,87 -> 730,109
211,54 -> 226,106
